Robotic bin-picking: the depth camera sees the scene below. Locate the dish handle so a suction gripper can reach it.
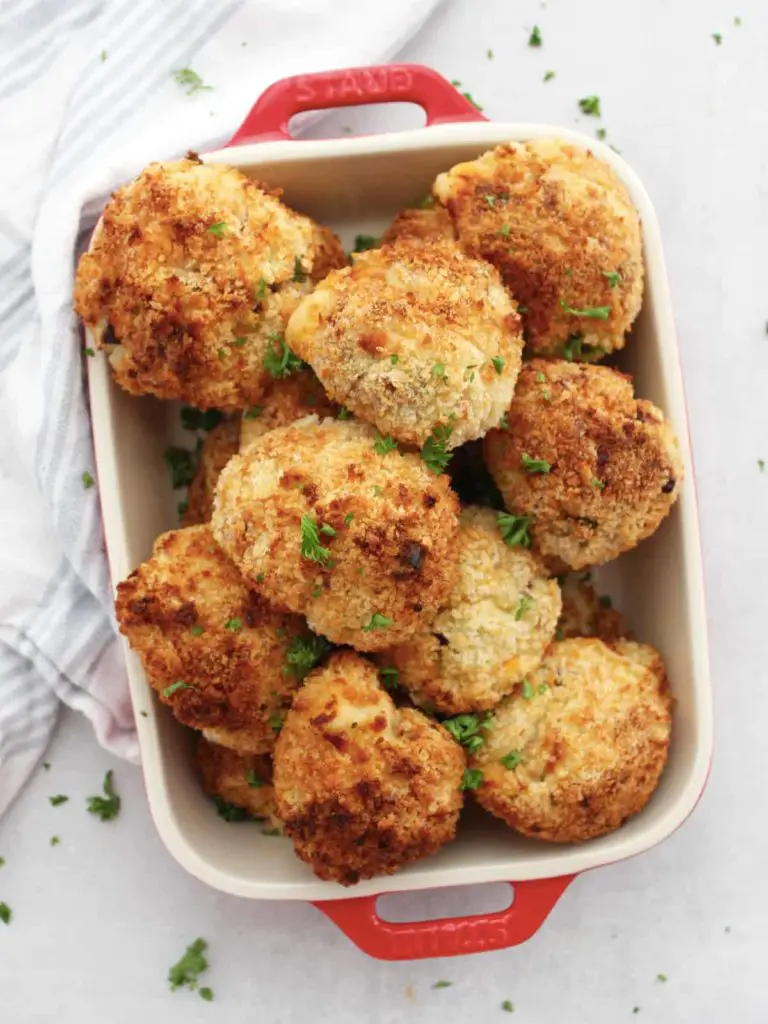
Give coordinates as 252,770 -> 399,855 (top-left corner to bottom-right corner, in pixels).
228,63 -> 488,146
313,875 -> 575,961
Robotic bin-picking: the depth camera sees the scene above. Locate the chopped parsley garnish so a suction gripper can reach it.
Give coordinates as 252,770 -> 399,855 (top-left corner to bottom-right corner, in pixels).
538,682 -> 548,695
140,711 -> 148,717
214,797 -> 252,822
498,512 -> 532,549
245,770 -> 265,789
459,768 -> 484,791
319,523 -> 336,537
172,68 -> 212,95
243,404 -> 264,421
389,354 -> 399,365
501,750 -> 525,770
599,594 -> 613,609
450,79 -> 483,110
444,713 -> 494,753
657,973 -> 668,983
163,680 -> 193,698
603,270 -> 621,288
293,256 -> 308,282
232,336 -> 248,348
528,25 -> 542,46
100,50 -> 107,62
498,412 -> 509,430
596,127 -> 607,141
521,453 -> 551,474
712,32 -> 722,45
84,347 -> 96,357
379,666 -> 400,690
177,500 -> 189,518
343,512 -> 354,527
86,769 -> 121,822
217,347 -> 228,361
180,407 -> 223,431
373,433 -> 398,455
371,485 -> 383,497
81,471 -> 95,489
362,613 -> 393,632
255,277 -> 268,300
300,514 -> 332,565
43,762 -> 51,770
502,1000 -> 515,1012
515,594 -> 533,620
207,221 -> 227,237
563,335 -> 597,362
168,937 -> 209,991
491,356 -> 505,375
578,95 -> 601,116
560,299 -> 611,320
432,980 -> 453,989
199,988 -> 214,1002
591,478 -> 606,489
284,632 -> 333,681
543,70 -> 555,81
421,424 -> 453,475
50,836 -> 60,846
255,573 -> 265,583
337,405 -> 353,420
225,617 -> 243,632
498,223 -> 511,237
49,794 -> 69,806
521,679 -> 534,699
353,234 -> 380,252
164,443 -> 201,489
487,48 -> 494,59
432,362 -> 448,380
0,902 -> 11,925
269,712 -> 285,732
263,334 -> 305,379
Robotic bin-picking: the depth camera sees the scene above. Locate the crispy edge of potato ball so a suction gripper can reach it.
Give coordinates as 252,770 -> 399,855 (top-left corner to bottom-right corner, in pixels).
115,524 -> 308,755
433,139 -> 643,359
211,417 -> 461,652
483,359 -> 683,569
285,239 -> 523,448
380,205 -> 456,246
378,506 -> 561,715
272,650 -> 465,885
74,157 -> 345,410
557,572 -> 628,642
182,415 -> 241,526
195,735 -> 281,828
469,637 -> 672,842
239,371 -> 338,452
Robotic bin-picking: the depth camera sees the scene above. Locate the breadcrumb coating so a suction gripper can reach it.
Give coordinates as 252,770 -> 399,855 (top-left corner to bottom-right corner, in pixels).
195,736 -> 280,827
182,416 -> 241,526
381,205 -> 456,246
273,651 -> 465,884
557,572 -> 628,641
239,371 -> 338,452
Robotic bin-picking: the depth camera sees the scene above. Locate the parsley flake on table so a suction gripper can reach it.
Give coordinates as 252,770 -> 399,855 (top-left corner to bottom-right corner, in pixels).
459,768 -> 484,791
86,769 -> 121,822
199,988 -> 214,1002
491,356 -> 505,374
502,1000 -> 515,1013
81,471 -> 94,489
758,459 -> 765,472
172,68 -> 212,95
0,856 -> 4,867
42,761 -> 51,770
163,680 -> 193,698
487,48 -> 494,60
353,234 -> 380,252
712,32 -> 722,44
207,221 -> 227,237
284,632 -> 333,681
578,95 -> 601,116
521,453 -> 551,474
501,749 -> 525,770
450,79 -> 484,111
421,424 -> 453,475
84,347 -> 95,357
168,937 -> 209,991
528,25 -> 542,46
515,594 -> 533,620
362,613 -> 393,632
498,512 -> 532,548
657,973 -> 668,983
49,794 -> 69,807
374,433 -> 398,455
596,127 -> 607,141
560,299 -> 611,319
432,980 -> 453,989
100,49 -> 107,62
300,515 -> 332,565
0,902 -> 11,925
543,70 -> 556,81
50,836 -> 60,846
263,334 -> 305,378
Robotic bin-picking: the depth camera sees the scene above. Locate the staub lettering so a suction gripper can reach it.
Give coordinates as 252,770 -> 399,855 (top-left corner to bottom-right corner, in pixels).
294,68 -> 413,106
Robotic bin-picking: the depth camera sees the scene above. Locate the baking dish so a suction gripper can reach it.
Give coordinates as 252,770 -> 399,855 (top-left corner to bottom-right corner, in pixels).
86,64 -> 713,960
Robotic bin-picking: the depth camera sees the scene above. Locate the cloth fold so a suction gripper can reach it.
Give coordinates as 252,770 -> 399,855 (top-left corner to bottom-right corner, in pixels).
0,0 -> 443,816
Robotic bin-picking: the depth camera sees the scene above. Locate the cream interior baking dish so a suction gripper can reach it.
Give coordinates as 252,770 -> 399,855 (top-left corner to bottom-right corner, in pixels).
85,65 -> 712,956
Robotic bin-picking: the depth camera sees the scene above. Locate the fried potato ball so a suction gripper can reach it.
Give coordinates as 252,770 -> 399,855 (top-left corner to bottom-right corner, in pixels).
182,416 -> 241,526
469,638 -> 671,842
557,572 -> 627,641
74,157 -> 345,410
433,139 -> 643,359
483,359 -> 683,569
273,651 -> 465,885
380,205 -> 455,246
115,525 -> 308,755
211,417 -> 461,652
285,239 -> 523,448
378,507 -> 561,715
239,371 -> 337,452
195,736 -> 280,827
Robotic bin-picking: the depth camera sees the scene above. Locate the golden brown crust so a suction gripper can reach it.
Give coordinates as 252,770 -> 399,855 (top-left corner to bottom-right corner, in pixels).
195,736 -> 280,825
239,371 -> 338,452
433,139 -> 643,359
115,525 -> 306,754
273,651 -> 465,885
381,206 -> 455,246
74,159 -> 345,410
483,359 -> 683,569
182,416 -> 241,526
378,507 -> 561,714
211,417 -> 461,651
557,572 -> 628,642
470,638 -> 671,842
285,239 -> 523,448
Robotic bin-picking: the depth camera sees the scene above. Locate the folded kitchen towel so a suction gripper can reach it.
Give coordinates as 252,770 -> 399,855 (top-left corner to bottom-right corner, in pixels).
0,0 -> 443,817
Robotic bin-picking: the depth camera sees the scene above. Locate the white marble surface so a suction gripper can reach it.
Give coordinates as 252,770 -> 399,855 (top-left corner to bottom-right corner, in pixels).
2,0 -> 768,1019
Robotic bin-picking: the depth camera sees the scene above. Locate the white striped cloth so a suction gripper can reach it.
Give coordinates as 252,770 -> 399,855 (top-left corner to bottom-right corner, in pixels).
0,0 -> 442,817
